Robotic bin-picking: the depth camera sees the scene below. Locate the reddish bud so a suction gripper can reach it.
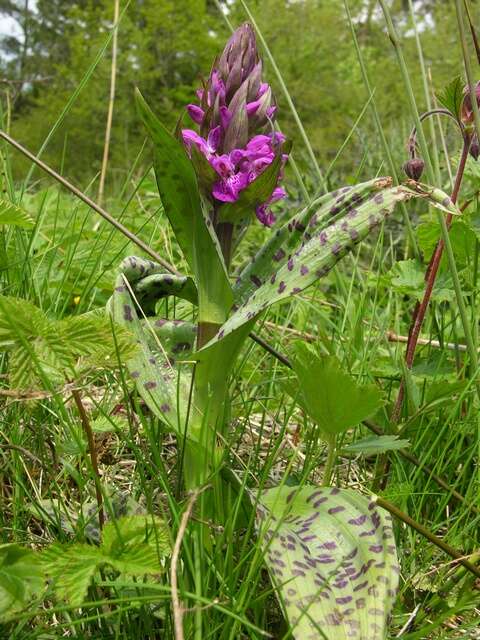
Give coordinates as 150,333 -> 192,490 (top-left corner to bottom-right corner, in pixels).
403,157 -> 425,181
470,135 -> 480,161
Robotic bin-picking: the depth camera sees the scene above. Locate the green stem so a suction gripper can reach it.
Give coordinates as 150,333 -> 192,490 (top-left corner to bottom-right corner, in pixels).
321,437 -> 336,487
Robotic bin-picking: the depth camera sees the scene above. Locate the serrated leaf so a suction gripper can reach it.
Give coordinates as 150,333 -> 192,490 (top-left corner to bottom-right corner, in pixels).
0,544 -> 43,621
0,199 -> 34,228
285,343 -> 383,437
342,436 -> 410,456
257,486 -> 399,640
436,76 -> 464,120
136,90 -> 232,325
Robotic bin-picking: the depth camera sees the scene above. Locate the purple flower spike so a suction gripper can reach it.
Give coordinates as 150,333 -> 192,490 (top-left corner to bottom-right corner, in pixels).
181,22 -> 288,226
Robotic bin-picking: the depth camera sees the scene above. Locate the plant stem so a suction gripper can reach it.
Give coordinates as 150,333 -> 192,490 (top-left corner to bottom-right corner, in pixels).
374,495 -> 480,579
321,437 -> 336,486
97,0 -> 120,208
72,388 -> 104,530
391,136 -> 471,424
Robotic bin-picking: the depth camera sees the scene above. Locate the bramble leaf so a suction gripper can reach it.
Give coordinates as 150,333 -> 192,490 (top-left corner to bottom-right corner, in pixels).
0,199 -> 34,228
0,544 -> 42,621
284,342 -> 383,438
257,486 -> 399,640
436,76 -> 464,120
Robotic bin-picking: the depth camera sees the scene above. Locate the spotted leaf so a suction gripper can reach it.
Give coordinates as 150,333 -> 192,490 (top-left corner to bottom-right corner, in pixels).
257,486 -> 399,640
109,260 -> 193,438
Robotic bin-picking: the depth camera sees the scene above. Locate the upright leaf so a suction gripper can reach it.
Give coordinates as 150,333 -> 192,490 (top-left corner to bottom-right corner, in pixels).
136,90 -> 232,325
436,76 -> 464,120
257,486 -> 399,640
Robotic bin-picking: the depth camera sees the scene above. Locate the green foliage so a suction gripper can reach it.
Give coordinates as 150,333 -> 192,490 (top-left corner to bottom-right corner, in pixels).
436,76 -> 464,120
40,515 -> 169,606
285,342 -> 383,438
257,485 -> 399,640
0,544 -> 42,621
342,435 -> 410,456
0,199 -> 34,228
0,295 -> 138,390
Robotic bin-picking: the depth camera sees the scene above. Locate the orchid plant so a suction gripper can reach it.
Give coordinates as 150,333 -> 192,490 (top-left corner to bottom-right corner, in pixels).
109,23 -> 462,638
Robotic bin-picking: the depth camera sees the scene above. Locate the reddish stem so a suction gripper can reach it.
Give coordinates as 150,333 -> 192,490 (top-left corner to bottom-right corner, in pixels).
391,137 -> 471,424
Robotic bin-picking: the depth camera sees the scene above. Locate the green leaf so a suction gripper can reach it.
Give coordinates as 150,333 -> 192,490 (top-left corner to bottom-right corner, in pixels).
40,515 -> 170,606
342,435 -> 410,456
0,544 -> 43,620
286,342 -> 383,437
203,180 -> 418,349
0,199 -> 34,228
389,259 -> 425,295
135,90 -> 232,325
436,76 -> 464,120
257,486 -> 399,640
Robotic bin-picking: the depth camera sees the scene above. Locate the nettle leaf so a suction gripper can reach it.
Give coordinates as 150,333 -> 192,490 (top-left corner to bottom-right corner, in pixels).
40,515 -> 169,606
342,436 -> 410,456
257,486 -> 399,640
436,76 -> 464,120
286,343 -> 383,438
0,295 -> 138,390
0,198 -> 34,228
0,544 -> 43,621
136,90 -> 232,325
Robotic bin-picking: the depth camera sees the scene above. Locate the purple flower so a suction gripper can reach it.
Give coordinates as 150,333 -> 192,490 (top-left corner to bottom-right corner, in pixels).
182,23 -> 288,226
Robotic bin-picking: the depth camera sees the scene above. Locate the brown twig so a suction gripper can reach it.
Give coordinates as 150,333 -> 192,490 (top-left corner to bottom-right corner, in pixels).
72,388 -> 104,530
386,330 -> 479,353
375,495 -> 480,579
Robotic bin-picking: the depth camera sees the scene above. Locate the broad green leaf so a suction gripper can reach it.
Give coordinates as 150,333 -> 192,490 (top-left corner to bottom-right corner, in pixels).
40,515 -> 170,605
0,544 -> 42,620
389,259 -> 425,295
40,543 -> 102,606
342,435 -> 410,456
136,90 -> 232,325
0,199 -> 34,228
145,318 -> 197,362
436,76 -> 464,120
257,486 -> 399,640
286,342 -> 383,437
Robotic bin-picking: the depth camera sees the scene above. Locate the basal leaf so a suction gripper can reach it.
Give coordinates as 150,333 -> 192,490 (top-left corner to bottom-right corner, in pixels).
436,76 -> 464,120
0,544 -> 42,621
110,270 -> 192,437
283,343 -> 383,437
136,90 -> 232,325
0,199 -> 34,228
257,486 -> 399,640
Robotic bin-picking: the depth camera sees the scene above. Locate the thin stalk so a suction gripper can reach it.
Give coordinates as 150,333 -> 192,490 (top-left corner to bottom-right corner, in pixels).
321,437 -> 336,487
391,138 -> 471,423
71,388 -> 104,530
344,0 -> 420,259
374,495 -> 480,579
455,0 -> 480,142
97,0 -> 120,207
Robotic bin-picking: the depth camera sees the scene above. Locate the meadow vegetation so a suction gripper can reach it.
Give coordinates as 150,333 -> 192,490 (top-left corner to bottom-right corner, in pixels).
0,1 -> 479,638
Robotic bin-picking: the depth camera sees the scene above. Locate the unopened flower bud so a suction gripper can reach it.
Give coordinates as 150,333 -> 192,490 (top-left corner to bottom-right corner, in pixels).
461,81 -> 480,125
470,135 -> 480,161
403,157 -> 425,181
